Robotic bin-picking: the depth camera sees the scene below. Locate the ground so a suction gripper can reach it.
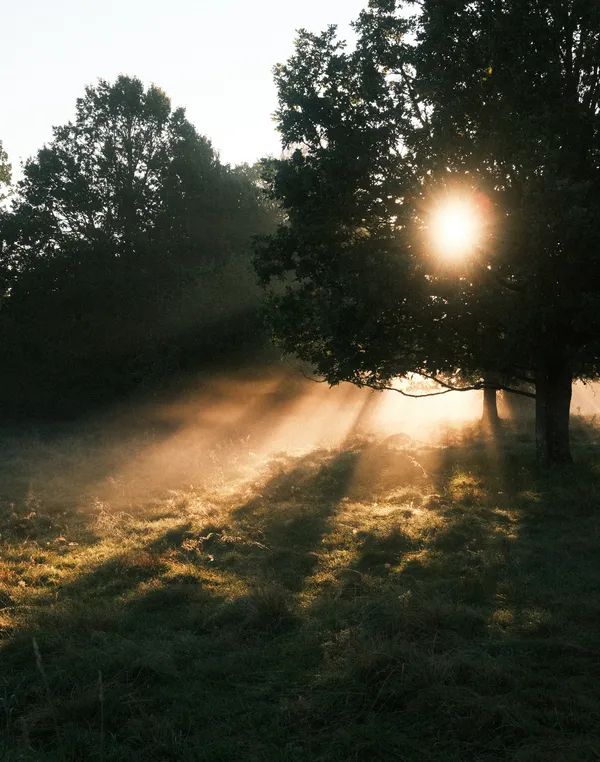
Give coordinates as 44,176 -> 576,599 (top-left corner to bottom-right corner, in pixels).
1,411 -> 600,761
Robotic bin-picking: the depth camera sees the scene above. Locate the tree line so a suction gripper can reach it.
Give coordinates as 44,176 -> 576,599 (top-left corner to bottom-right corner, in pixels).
0,76 -> 279,417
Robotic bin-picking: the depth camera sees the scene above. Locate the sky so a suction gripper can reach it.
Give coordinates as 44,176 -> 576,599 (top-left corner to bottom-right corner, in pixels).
1,0 -> 366,172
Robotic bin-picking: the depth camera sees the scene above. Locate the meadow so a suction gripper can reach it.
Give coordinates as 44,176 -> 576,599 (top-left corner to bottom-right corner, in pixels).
1,377 -> 600,761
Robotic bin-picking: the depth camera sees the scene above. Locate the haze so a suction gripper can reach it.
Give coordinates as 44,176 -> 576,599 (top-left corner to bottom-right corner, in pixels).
1,0 -> 365,170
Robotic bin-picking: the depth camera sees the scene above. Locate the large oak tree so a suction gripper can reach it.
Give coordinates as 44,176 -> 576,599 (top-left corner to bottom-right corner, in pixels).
255,0 -> 600,464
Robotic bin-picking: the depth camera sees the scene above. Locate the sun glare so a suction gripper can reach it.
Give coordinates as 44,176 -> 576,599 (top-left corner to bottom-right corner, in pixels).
430,198 -> 482,260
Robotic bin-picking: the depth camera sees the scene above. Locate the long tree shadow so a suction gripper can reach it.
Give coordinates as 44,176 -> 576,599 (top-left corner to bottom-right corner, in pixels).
0,442 -> 366,761
231,448 -> 360,592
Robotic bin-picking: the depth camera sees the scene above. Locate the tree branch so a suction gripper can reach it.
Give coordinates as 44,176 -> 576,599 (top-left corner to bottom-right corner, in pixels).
300,370 -> 536,399
364,382 -> 455,398
300,368 -> 327,383
399,66 -> 429,129
418,373 -> 536,398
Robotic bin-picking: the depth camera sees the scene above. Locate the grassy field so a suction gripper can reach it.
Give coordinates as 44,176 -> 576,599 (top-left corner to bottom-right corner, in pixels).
1,412 -> 600,761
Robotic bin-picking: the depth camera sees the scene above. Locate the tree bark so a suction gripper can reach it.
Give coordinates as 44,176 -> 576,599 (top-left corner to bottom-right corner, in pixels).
535,355 -> 573,465
482,386 -> 500,425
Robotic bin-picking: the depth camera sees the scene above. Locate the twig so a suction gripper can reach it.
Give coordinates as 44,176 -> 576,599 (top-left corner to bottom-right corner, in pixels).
299,368 -> 327,384
417,373 -> 536,399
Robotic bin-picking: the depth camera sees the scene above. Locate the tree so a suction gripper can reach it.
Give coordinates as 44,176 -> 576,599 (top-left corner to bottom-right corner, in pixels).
0,77 -> 277,415
254,0 -> 600,464
415,0 -> 600,463
0,140 -> 10,201
0,140 -> 13,312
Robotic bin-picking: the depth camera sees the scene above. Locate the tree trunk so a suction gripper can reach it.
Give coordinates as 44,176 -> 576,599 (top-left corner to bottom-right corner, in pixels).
482,386 -> 500,426
535,356 -> 573,465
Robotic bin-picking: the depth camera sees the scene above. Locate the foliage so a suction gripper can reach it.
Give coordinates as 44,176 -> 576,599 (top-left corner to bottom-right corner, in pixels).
254,1 -> 600,460
0,77 -> 278,416
254,10 -> 508,390
415,0 -> 600,375
255,20 -> 439,389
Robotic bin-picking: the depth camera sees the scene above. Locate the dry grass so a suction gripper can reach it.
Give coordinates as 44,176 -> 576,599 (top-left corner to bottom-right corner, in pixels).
1,416 -> 600,760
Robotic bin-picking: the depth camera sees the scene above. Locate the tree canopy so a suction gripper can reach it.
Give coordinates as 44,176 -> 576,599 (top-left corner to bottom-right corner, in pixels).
0,76 -> 278,416
254,0 -> 600,463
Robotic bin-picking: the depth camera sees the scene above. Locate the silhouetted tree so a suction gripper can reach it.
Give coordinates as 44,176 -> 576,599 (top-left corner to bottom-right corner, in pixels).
255,1 -> 600,464
415,0 -> 600,462
0,140 -> 13,318
0,77 -> 277,416
0,140 -> 10,202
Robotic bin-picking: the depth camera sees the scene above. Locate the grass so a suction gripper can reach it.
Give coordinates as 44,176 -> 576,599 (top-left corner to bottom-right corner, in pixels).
1,415 -> 600,761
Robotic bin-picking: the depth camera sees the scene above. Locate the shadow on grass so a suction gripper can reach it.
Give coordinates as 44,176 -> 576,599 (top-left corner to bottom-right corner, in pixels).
1,420 -> 600,761
231,448 -> 359,592
0,445 -> 365,761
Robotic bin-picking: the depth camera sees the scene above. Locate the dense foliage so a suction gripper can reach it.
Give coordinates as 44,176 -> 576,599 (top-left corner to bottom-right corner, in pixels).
255,0 -> 600,462
0,77 -> 277,416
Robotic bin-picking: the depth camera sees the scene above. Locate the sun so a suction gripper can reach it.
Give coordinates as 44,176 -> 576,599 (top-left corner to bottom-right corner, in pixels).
429,197 -> 482,260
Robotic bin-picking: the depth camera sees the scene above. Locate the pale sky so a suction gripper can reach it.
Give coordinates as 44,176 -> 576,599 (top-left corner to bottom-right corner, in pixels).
1,0 -> 366,172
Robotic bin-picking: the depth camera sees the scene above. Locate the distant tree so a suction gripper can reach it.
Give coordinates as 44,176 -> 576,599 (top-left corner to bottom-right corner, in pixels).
0,77 -> 277,415
255,1 -> 600,464
0,140 -> 13,309
0,140 -> 10,201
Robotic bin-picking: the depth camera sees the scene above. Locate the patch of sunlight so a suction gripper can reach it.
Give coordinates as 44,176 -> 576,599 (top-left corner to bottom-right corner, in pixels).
520,607 -> 554,635
449,472 -> 486,503
71,541 -> 132,567
161,558 -> 202,580
6,584 -> 57,610
19,563 -> 65,587
493,507 -> 519,523
371,504 -> 414,517
396,548 -> 433,572
120,564 -> 250,602
493,526 -> 518,544
0,611 -> 14,630
298,530 -> 363,598
194,568 -> 249,598
518,489 -> 542,504
403,510 -> 448,541
490,608 -> 515,627
449,472 -> 481,488
318,547 -> 357,570
380,486 -> 428,505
